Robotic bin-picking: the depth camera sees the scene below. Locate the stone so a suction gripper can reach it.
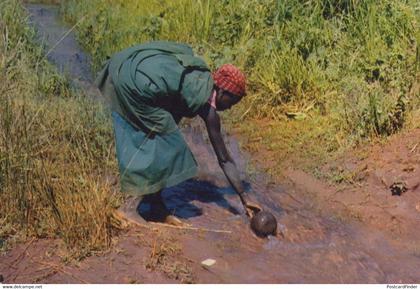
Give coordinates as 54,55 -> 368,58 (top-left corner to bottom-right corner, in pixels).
201,259 -> 216,267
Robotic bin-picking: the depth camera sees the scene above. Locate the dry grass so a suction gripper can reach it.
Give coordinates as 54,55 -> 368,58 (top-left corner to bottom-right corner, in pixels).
0,0 -> 120,257
145,232 -> 195,283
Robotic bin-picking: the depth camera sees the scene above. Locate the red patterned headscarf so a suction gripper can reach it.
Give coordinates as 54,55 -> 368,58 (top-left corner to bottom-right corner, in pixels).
212,64 -> 246,96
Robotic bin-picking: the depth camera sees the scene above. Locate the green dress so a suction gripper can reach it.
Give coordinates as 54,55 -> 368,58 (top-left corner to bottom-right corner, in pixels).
95,41 -> 213,196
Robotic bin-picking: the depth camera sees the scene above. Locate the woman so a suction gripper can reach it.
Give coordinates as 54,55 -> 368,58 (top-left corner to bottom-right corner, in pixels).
96,41 -> 261,226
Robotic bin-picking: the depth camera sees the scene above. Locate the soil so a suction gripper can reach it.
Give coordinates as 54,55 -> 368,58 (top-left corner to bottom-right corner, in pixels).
1,4 -> 419,284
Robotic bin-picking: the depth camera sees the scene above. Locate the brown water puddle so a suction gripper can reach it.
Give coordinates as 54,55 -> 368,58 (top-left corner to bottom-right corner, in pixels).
173,124 -> 420,283
1,3 -> 419,284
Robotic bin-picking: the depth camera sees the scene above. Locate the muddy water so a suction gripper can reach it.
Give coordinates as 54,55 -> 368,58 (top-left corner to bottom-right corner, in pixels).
25,4 -> 99,96
168,126 -> 420,283
23,4 -> 420,283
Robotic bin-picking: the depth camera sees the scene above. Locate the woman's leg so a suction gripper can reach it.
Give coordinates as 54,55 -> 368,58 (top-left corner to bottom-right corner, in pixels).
116,191 -> 186,227
149,191 -> 186,226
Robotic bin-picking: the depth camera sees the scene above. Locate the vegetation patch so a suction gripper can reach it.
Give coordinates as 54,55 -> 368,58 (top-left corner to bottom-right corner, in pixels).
145,232 -> 194,283
61,0 -> 419,170
0,0 -> 119,257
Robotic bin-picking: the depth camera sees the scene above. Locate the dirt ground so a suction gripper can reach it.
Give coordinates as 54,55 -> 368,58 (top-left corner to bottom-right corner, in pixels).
0,4 -> 419,284
1,126 -> 419,283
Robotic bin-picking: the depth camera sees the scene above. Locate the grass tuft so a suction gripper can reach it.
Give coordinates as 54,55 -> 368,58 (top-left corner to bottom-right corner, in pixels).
0,0 -> 119,257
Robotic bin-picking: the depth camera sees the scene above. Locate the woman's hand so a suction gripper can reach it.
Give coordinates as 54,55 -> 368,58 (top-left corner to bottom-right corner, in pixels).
240,194 -> 262,218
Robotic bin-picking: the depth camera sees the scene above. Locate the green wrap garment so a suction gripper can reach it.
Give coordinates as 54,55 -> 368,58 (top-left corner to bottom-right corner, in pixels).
95,41 -> 213,196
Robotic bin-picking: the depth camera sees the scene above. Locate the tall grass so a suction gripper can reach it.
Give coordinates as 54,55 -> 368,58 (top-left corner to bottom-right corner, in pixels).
0,0 -> 118,256
62,0 -> 419,142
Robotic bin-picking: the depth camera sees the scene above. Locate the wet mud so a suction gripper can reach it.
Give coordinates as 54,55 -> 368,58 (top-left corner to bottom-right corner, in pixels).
1,3 -> 419,284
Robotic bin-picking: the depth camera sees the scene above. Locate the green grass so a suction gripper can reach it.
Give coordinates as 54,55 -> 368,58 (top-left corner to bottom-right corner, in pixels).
60,0 -> 419,165
0,0 -> 118,257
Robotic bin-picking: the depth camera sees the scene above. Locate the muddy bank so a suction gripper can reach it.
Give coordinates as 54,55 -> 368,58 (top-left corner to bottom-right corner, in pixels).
2,3 -> 419,284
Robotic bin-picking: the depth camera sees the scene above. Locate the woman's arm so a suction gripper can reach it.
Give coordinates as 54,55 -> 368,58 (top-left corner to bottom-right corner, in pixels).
199,106 -> 261,216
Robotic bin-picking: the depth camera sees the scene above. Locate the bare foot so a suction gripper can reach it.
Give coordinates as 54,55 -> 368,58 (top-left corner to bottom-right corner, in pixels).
116,196 -> 146,227
116,193 -> 189,227
149,194 -> 189,227
163,215 -> 189,227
